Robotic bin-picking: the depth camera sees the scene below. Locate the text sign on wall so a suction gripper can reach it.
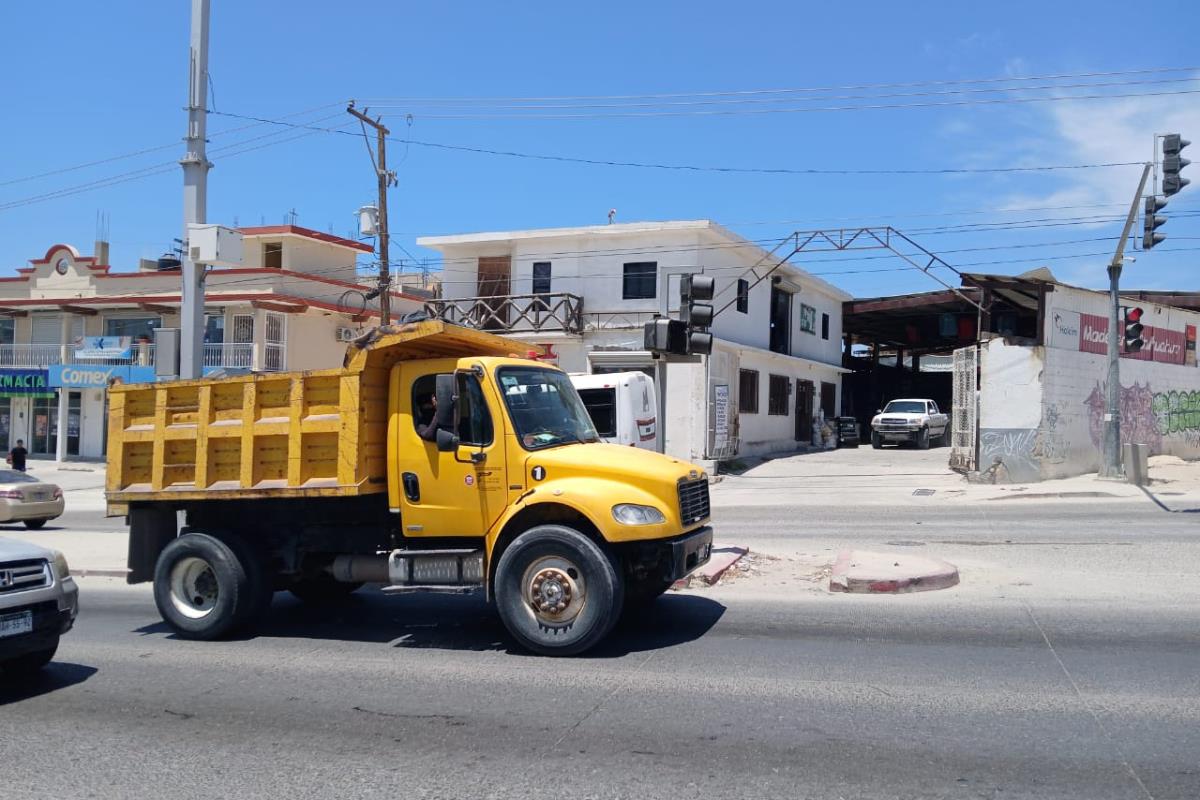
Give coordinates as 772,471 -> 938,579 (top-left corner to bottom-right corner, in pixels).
75,336 -> 132,360
0,369 -> 53,397
1047,310 -> 1081,350
48,364 -> 157,388
713,384 -> 729,449
1077,313 -> 1187,364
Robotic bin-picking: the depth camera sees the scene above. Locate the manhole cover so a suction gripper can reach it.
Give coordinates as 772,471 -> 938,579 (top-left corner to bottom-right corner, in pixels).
912,488 -> 936,496
887,540 -> 927,547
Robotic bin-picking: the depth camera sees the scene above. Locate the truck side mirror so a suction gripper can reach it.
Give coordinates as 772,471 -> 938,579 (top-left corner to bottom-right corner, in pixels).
434,374 -> 457,429
436,427 -> 460,453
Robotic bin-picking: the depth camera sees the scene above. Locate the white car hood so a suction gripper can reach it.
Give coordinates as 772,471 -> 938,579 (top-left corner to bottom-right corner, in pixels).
0,536 -> 53,562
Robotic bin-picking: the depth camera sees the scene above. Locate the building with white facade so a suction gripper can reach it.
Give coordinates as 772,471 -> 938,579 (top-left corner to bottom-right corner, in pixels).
417,220 -> 852,467
0,225 -> 419,462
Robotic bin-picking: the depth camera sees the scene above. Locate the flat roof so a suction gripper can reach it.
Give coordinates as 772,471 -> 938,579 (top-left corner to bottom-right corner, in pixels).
238,225 -> 374,253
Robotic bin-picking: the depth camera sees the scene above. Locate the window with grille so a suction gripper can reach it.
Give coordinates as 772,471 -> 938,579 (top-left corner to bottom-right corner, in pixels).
768,374 -> 789,415
738,369 -> 759,413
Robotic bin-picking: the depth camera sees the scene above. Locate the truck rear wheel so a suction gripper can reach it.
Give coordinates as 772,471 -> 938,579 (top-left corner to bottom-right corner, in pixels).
494,525 -> 622,656
153,533 -> 251,640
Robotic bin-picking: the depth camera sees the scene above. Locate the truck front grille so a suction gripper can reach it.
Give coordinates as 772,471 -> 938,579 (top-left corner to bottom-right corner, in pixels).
0,559 -> 50,594
677,478 -> 711,525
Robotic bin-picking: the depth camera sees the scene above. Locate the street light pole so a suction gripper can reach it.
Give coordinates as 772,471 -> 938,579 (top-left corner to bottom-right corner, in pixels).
1101,162 -> 1152,478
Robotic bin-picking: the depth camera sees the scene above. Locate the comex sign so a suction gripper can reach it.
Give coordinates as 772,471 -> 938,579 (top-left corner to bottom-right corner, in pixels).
48,364 -> 157,389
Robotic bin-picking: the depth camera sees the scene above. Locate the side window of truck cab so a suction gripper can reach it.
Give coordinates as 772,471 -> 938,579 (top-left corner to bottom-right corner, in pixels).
410,373 -> 493,445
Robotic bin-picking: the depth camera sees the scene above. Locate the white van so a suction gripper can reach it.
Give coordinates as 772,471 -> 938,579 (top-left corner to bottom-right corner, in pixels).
570,371 -> 658,451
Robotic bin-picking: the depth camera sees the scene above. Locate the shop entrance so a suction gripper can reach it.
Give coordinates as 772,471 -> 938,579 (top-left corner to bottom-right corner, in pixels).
31,392 -> 81,457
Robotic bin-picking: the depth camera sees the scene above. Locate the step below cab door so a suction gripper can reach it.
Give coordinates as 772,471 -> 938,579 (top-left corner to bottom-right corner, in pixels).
394,361 -> 508,539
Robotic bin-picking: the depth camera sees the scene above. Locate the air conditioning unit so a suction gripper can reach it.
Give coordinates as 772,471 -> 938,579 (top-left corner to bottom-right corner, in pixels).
335,326 -> 359,343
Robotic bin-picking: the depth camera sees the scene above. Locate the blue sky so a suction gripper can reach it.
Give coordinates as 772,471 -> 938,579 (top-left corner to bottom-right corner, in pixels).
1,0 -> 1197,297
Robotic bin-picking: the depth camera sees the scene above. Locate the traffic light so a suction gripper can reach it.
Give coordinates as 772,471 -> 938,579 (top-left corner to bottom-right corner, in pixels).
680,274 -> 715,355
1123,307 -> 1145,353
643,318 -> 688,355
1143,196 -> 1167,250
1162,133 -> 1190,197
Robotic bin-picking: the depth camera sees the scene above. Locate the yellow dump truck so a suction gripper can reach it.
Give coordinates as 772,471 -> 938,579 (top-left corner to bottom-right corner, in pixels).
106,320 -> 712,655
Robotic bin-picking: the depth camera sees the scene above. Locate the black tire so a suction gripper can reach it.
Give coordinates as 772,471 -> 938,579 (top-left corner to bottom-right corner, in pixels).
917,427 -> 930,449
23,519 -> 47,530
289,578 -> 362,604
494,525 -> 622,656
153,533 -> 251,640
871,432 -> 882,449
214,533 -> 274,627
2,639 -> 57,677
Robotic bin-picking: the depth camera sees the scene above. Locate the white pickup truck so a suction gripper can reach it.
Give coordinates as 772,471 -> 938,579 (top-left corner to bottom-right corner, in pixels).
870,399 -> 949,449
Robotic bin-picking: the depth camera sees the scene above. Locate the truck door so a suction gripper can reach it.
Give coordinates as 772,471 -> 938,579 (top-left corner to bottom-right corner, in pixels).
395,363 -> 508,538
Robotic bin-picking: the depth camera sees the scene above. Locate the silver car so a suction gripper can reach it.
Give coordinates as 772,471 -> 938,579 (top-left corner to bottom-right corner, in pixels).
0,537 -> 78,676
0,470 -> 65,529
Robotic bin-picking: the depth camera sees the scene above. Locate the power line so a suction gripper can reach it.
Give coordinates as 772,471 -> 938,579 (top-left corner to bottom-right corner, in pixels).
203,109 -> 1148,175
365,75 -> 1200,114
363,65 -> 1200,103
375,88 -> 1200,120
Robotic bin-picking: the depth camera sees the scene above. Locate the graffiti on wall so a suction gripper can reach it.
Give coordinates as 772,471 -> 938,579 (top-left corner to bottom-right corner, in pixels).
1084,382 -> 1200,451
1031,403 -> 1067,463
980,428 -> 1040,480
1152,389 -> 1200,443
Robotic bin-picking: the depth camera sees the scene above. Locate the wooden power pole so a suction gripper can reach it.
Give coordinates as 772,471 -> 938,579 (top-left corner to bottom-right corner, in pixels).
346,102 -> 394,324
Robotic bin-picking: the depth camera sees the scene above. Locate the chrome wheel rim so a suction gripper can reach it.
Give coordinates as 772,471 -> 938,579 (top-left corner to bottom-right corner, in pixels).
169,556 -> 218,620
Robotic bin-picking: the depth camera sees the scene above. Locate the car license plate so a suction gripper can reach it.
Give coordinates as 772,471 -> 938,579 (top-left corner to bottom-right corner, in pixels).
0,610 -> 33,638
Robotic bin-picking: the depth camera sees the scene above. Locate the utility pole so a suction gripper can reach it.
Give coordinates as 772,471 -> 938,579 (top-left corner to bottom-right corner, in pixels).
1100,162 -> 1152,478
346,102 -> 394,325
179,0 -> 211,379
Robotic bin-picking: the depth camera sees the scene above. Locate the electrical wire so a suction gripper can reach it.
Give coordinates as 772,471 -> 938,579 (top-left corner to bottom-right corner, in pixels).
362,65 -> 1200,103
202,109 -> 1151,175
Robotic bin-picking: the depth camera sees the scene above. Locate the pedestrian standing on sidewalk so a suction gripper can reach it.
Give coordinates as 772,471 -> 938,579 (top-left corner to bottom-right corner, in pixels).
7,439 -> 28,472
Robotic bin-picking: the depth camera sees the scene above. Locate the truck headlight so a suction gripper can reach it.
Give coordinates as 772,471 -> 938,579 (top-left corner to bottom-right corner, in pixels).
612,504 -> 666,525
50,550 -> 70,580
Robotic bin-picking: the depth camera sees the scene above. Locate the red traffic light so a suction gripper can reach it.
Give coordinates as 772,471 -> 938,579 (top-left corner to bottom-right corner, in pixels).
1126,307 -> 1143,323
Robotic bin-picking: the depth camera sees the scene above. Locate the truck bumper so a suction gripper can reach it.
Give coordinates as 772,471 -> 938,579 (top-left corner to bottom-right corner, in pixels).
665,526 -> 713,582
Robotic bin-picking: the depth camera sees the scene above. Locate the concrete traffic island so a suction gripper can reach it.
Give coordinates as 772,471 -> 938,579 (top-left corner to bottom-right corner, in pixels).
829,549 -> 959,594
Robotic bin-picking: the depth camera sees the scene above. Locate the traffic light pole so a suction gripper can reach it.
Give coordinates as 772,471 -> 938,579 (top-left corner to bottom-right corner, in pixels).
1101,162 -> 1152,479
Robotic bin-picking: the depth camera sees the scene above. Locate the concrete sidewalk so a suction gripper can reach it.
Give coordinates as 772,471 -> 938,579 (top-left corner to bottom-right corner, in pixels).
713,447 -> 1200,510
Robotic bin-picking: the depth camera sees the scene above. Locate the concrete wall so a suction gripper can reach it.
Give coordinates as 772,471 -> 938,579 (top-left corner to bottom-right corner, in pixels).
977,284 -> 1200,481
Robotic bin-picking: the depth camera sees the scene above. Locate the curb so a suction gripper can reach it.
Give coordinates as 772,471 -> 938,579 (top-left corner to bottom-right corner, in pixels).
829,549 -> 958,594
673,545 -> 748,588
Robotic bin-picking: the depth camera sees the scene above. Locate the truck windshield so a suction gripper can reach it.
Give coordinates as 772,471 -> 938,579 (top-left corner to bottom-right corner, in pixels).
883,401 -> 926,414
497,367 -> 600,450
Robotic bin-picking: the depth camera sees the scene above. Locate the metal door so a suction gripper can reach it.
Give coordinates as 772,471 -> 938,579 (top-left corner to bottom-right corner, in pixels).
795,380 -> 814,442
950,345 -> 977,471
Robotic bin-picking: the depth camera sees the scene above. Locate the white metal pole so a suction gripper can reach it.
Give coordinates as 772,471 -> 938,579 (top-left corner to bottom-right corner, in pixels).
179,0 -> 210,379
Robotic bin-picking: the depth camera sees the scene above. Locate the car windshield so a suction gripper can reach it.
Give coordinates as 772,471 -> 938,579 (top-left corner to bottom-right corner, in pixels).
497,366 -> 600,450
0,470 -> 40,484
883,401 -> 926,414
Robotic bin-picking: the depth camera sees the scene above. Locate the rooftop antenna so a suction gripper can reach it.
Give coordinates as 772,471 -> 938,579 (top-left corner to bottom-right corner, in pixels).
608,208 -> 617,224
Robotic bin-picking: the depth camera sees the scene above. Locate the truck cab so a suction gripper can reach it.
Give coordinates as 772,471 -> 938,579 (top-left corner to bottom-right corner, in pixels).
107,322 -> 712,656
569,371 -> 658,450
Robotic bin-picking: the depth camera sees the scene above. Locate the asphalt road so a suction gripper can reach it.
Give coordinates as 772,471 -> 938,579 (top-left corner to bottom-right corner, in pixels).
4,500 -> 1197,800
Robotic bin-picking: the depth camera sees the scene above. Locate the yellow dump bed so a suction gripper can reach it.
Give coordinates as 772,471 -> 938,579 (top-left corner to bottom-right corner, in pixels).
105,321 -> 526,503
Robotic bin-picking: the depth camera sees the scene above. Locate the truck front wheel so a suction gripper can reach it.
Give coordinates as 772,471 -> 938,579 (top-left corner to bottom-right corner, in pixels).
153,533 -> 250,640
494,525 -> 622,656
871,432 -> 882,449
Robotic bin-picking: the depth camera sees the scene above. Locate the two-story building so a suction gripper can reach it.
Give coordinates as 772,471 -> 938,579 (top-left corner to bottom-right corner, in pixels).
417,220 -> 851,468
0,225 -> 420,462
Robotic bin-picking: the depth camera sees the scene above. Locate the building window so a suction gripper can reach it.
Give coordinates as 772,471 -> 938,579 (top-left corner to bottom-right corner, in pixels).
0,318 -> 13,346
104,316 -> 161,342
768,374 -> 789,416
738,369 -> 759,414
263,242 -> 283,268
736,279 -> 749,314
532,262 -> 552,295
800,303 -> 817,334
821,312 -> 830,340
204,315 -> 225,344
622,262 -> 657,300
